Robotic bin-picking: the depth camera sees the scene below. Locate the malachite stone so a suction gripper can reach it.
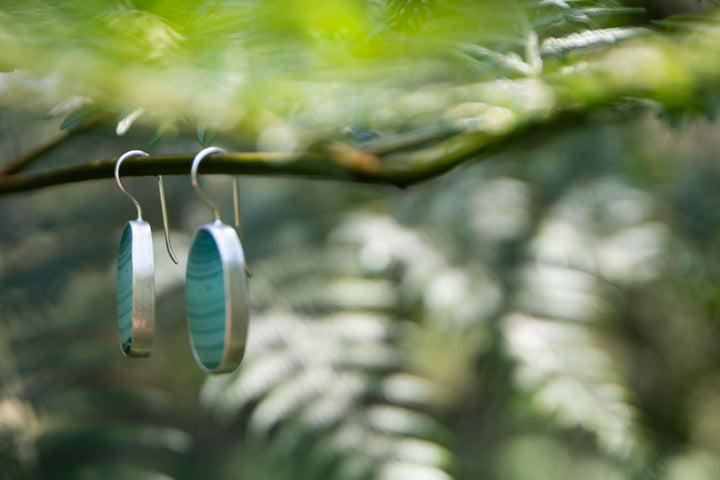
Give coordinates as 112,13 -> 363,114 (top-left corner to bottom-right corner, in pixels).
116,224 -> 133,353
186,229 -> 226,371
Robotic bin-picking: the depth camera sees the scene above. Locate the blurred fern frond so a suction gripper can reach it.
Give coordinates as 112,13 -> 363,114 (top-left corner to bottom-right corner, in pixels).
200,210 -> 506,480
503,177 -> 666,457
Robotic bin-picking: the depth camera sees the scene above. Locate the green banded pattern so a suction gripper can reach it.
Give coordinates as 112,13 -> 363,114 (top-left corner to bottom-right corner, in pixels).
116,224 -> 133,353
186,229 -> 226,371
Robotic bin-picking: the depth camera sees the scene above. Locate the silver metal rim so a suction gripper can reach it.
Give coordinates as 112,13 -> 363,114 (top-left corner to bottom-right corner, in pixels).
186,221 -> 249,373
118,220 -> 155,357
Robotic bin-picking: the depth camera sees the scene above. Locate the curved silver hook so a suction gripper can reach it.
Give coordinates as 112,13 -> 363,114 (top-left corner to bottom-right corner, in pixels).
192,146 -> 249,275
115,149 -> 178,264
232,176 -> 244,239
157,175 -> 179,265
191,146 -> 226,223
115,150 -> 148,220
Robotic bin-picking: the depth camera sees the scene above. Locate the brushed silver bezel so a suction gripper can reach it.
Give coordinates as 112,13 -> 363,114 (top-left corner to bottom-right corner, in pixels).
117,219 -> 155,357
186,220 -> 249,374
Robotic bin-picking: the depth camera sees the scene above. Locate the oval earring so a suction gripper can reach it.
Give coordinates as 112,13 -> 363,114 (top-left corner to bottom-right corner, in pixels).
115,150 -> 178,358
186,147 -> 249,374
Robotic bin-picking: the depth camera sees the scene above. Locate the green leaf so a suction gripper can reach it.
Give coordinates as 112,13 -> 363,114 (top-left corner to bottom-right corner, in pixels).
196,126 -> 216,148
148,120 -> 177,147
60,106 -> 96,131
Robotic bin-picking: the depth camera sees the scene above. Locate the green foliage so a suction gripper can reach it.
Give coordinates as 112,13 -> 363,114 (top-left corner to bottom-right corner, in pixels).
0,0 -> 702,148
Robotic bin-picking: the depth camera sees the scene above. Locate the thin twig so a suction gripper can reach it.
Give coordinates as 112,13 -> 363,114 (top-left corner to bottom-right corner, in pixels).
0,118 -> 99,176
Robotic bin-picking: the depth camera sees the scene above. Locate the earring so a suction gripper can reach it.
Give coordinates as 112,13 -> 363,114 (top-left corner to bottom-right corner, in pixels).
186,147 -> 249,374
115,150 -> 178,357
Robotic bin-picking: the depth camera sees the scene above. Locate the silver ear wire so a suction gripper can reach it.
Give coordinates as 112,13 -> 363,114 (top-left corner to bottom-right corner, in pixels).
115,150 -> 148,221
157,175 -> 178,265
191,146 -> 225,222
232,176 -> 242,239
191,147 -> 242,234
115,150 -> 177,264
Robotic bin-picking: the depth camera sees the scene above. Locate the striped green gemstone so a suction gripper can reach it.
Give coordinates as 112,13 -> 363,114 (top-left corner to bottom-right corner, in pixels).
186,229 -> 226,371
116,224 -> 133,353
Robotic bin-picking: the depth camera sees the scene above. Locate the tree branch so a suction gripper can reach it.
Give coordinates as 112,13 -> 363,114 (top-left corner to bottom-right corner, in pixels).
0,109 -> 598,194
0,144 -> 483,194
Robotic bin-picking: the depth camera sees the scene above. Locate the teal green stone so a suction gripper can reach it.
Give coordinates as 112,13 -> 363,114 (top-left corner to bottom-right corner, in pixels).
116,224 -> 133,353
186,229 -> 226,371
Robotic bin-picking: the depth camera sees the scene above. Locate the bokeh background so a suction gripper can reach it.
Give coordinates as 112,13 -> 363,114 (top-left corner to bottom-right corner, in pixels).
3,107 -> 720,480
2,1 -> 720,479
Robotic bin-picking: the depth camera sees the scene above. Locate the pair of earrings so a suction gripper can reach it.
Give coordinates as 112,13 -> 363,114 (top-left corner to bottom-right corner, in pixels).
115,147 -> 249,374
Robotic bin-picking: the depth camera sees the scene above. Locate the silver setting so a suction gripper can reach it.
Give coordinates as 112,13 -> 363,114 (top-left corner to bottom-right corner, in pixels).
123,219 -> 155,357
188,221 -> 249,373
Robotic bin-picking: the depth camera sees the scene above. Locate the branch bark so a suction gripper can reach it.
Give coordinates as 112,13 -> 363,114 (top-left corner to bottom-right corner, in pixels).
0,109 -> 589,194
0,142 -> 489,194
